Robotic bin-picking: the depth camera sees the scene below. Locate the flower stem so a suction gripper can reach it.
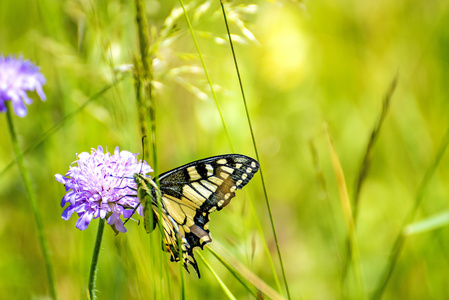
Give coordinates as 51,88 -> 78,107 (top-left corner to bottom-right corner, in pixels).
5,102 -> 57,300
88,218 -> 106,300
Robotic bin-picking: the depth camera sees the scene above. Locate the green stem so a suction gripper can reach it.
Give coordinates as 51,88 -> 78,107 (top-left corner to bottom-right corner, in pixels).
134,0 -> 170,294
5,102 -> 57,300
218,1 -> 291,299
88,218 -> 106,300
342,74 -> 397,286
1,76 -> 126,179
371,122 -> 449,300
179,0 -> 235,153
196,250 -> 237,300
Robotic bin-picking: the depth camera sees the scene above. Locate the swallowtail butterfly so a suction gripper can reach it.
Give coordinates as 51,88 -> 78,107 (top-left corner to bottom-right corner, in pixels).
133,154 -> 259,277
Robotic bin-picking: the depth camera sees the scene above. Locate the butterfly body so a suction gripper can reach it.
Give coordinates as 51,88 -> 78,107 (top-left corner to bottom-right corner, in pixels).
134,154 -> 260,277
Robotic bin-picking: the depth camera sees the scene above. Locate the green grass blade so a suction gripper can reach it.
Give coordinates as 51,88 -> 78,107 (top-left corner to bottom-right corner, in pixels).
0,76 -> 126,178
246,190 -> 283,294
134,0 -> 171,296
372,122 -> 449,300
178,0 -> 234,153
325,126 -> 366,300
310,140 -> 342,260
404,210 -> 449,235
207,245 -> 285,300
196,251 -> 237,300
342,74 -> 398,284
218,1 -> 290,298
352,73 -> 398,220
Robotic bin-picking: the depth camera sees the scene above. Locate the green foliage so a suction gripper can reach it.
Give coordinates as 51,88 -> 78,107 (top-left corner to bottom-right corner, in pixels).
2,0 -> 449,299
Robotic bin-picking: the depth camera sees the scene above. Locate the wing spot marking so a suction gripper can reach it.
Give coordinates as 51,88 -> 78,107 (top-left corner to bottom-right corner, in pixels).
209,176 -> 224,186
206,164 -> 214,176
183,185 -> 206,206
192,182 -> 213,199
216,158 -> 227,164
187,166 -> 202,181
221,166 -> 234,174
200,180 -> 217,192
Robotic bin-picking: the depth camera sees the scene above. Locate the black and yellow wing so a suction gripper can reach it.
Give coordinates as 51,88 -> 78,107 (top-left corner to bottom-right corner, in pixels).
136,154 -> 259,277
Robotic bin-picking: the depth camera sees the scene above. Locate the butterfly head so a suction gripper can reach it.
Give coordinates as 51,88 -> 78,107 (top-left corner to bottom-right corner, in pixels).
133,172 -> 145,184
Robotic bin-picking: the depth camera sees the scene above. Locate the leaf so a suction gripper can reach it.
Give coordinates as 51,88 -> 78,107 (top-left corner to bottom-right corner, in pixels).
404,210 -> 449,235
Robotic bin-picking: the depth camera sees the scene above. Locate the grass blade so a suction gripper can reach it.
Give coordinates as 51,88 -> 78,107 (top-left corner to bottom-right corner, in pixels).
207,245 -> 285,300
178,0 -> 235,153
310,141 -> 342,261
0,76 -> 126,178
218,1 -> 290,298
134,0 -> 179,297
352,73 -> 398,220
404,210 -> 449,235
196,251 -> 237,300
372,121 -> 449,300
325,125 -> 366,300
342,74 -> 398,284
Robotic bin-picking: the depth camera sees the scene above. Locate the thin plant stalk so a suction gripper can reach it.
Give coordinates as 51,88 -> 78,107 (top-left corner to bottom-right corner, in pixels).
218,1 -> 291,298
178,236 -> 186,300
178,0 -> 235,153
5,102 -> 57,300
246,190 -> 283,294
309,141 -> 342,261
372,121 -> 449,300
88,218 -> 106,300
196,251 -> 237,300
326,125 -> 366,300
0,77 -> 126,178
207,244 -> 285,300
134,0 -> 171,295
352,74 -> 398,221
342,74 -> 398,283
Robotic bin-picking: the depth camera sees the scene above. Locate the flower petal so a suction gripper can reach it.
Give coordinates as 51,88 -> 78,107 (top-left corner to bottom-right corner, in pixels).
62,205 -> 75,221
55,174 -> 66,184
11,97 -> 27,117
76,211 -> 94,230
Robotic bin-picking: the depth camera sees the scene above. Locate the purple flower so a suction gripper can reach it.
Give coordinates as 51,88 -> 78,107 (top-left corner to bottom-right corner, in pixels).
55,146 -> 153,233
0,55 -> 46,117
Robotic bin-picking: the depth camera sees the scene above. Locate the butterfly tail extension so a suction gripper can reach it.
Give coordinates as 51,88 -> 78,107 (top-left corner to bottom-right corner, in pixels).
157,209 -> 203,277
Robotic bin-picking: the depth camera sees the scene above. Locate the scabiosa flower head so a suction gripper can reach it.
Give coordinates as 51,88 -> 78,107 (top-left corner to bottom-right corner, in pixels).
0,55 -> 46,117
55,146 -> 153,233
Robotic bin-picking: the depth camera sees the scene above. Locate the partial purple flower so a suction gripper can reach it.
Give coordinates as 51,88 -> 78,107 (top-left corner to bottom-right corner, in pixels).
55,146 -> 153,233
0,55 -> 46,117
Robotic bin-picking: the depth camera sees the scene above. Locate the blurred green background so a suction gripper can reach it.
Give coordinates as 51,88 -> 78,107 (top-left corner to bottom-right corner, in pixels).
1,0 -> 449,299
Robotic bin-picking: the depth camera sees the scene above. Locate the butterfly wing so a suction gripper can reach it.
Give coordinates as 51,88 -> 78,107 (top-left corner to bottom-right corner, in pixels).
155,154 -> 260,277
